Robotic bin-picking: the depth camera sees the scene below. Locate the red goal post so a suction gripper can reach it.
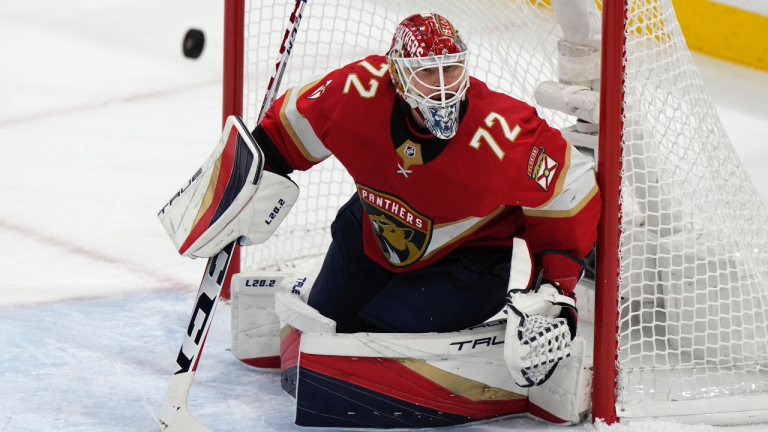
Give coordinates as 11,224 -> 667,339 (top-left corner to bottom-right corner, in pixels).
220,0 -> 245,299
593,0 -> 624,424
226,0 -> 768,425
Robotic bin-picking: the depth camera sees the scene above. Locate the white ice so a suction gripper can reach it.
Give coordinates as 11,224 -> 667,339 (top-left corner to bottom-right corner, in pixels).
1,1 -> 768,431
710,0 -> 768,16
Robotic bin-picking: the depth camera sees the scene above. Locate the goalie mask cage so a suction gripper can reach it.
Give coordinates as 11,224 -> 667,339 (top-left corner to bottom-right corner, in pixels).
225,0 -> 768,425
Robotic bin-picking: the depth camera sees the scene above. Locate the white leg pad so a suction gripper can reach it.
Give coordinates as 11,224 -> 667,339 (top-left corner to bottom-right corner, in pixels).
230,256 -> 328,370
230,272 -> 288,369
528,334 -> 592,424
281,256 -> 324,303
273,256 -> 336,334
275,291 -> 336,334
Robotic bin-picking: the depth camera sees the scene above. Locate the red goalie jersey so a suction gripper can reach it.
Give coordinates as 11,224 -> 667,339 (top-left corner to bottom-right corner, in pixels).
258,54 -> 600,273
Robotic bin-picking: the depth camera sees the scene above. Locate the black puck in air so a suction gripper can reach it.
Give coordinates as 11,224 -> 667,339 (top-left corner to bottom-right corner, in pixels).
183,29 -> 205,59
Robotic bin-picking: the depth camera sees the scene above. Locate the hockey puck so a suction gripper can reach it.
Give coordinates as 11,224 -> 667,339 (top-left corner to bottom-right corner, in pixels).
183,29 -> 205,59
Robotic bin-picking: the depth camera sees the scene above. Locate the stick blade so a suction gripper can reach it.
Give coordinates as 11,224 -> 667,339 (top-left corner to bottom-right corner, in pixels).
159,405 -> 213,432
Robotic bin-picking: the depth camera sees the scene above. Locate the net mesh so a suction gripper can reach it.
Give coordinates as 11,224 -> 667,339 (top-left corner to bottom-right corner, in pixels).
617,0 -> 768,409
239,0 -> 768,416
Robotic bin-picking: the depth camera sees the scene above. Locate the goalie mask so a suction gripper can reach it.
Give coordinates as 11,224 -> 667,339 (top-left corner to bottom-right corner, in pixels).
387,13 -> 470,140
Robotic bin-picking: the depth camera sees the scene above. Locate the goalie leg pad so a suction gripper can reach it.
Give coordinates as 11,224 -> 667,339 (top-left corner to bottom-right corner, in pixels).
230,257 -> 327,372
528,335 -> 591,424
279,326 -> 302,398
158,115 -> 299,258
230,272 -> 287,371
294,322 -> 528,428
275,273 -> 336,397
271,268 -> 533,428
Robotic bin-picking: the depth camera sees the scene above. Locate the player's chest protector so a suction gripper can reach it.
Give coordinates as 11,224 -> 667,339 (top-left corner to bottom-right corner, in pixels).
323,91 -> 509,268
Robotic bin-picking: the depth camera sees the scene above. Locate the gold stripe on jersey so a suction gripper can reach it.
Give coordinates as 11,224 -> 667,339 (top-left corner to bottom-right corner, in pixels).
279,78 -> 330,163
523,178 -> 598,218
523,143 -> 598,218
434,215 -> 475,229
423,205 -> 506,260
298,78 -> 322,99
278,87 -> 315,162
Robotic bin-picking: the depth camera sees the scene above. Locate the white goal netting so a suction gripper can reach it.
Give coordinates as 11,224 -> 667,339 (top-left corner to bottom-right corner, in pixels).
239,0 -> 768,421
616,0 -> 768,419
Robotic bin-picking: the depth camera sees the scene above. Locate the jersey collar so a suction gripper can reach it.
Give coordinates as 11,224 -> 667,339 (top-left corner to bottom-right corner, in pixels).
389,97 -> 469,165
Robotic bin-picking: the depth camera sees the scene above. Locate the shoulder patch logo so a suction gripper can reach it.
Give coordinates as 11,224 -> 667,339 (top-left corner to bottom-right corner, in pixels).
356,184 -> 433,267
528,146 -> 558,192
306,79 -> 332,100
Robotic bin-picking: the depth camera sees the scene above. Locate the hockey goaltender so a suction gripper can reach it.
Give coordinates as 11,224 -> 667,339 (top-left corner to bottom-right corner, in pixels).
159,12 -> 600,430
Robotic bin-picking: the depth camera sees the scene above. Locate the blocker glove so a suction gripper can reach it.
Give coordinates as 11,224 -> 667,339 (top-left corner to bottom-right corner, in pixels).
157,116 -> 299,258
504,238 -> 584,387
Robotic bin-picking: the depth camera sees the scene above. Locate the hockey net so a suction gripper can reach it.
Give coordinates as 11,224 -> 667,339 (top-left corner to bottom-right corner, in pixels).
235,0 -> 768,424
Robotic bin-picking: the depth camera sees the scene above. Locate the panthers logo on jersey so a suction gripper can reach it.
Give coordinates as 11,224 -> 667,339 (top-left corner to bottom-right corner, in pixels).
356,184 -> 433,267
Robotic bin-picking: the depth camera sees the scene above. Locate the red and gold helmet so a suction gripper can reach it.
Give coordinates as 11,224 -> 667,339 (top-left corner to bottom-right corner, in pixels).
386,13 -> 470,139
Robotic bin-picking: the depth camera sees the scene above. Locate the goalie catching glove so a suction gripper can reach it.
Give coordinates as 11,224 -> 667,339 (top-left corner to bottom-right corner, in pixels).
504,238 -> 583,387
157,115 -> 299,258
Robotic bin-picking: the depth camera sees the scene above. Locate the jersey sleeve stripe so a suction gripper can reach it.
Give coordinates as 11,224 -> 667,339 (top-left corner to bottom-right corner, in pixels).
522,178 -> 598,218
278,78 -> 331,163
298,78 -> 322,96
434,215 -> 475,229
532,142 -> 598,209
523,142 -> 597,218
423,205 -> 506,260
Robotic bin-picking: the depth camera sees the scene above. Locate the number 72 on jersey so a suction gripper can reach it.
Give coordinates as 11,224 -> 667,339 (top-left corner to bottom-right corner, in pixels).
469,112 -> 521,161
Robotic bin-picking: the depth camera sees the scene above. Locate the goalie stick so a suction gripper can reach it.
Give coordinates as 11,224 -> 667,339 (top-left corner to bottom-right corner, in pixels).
158,242 -> 235,432
157,1 -> 308,431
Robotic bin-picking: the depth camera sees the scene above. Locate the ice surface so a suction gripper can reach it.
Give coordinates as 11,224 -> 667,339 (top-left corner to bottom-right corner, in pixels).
709,0 -> 768,16
1,1 -> 767,431
1,296 -> 764,432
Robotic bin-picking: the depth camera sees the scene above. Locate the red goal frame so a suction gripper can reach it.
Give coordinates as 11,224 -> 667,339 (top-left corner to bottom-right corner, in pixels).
220,0 -> 246,299
592,0 -> 626,425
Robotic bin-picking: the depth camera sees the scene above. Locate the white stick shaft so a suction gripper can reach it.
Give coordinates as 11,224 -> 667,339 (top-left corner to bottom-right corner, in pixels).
158,242 -> 235,431
257,0 -> 308,124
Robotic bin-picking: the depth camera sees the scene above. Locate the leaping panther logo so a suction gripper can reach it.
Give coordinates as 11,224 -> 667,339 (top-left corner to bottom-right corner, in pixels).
369,214 -> 422,264
356,184 -> 432,267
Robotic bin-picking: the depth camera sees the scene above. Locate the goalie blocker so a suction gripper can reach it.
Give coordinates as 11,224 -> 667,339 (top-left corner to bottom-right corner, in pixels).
158,116 -> 299,258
